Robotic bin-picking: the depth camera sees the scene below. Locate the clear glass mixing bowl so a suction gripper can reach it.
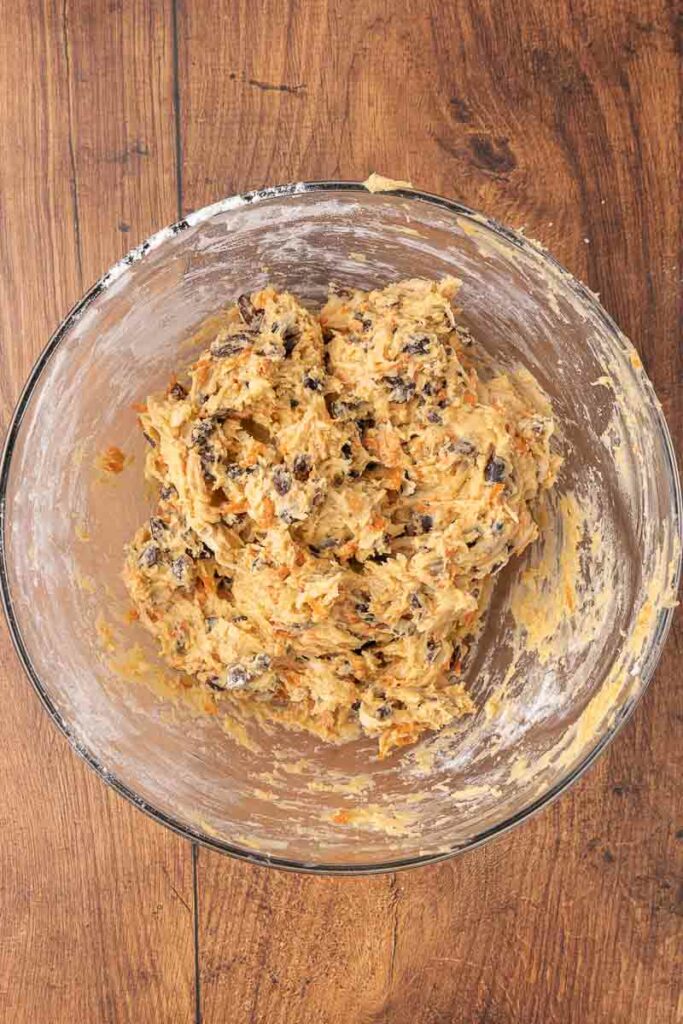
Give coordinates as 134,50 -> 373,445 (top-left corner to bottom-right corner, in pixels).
1,183 -> 680,873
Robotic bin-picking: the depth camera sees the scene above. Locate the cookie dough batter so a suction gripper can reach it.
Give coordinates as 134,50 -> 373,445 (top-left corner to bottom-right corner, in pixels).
124,278 -> 560,756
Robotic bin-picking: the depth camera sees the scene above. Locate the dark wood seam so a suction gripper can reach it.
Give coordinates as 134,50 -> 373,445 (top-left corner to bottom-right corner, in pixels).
60,0 -> 83,289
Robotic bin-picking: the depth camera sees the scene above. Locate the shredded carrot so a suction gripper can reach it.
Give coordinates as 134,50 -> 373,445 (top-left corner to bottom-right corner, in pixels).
259,496 -> 275,527
463,391 -> 477,406
332,810 -> 351,825
308,598 -> 328,619
194,361 -> 211,386
225,499 -> 249,514
96,445 -> 127,474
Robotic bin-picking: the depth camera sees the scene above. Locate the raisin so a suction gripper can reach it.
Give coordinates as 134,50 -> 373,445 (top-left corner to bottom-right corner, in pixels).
225,664 -> 250,690
199,446 -> 216,466
356,416 -> 375,432
451,438 -> 477,457
303,374 -> 323,391
272,467 -> 292,495
292,453 -> 312,482
149,516 -> 166,541
252,653 -> 272,673
169,382 -> 187,400
403,335 -> 431,355
290,398 -> 300,409
353,640 -> 377,654
237,294 -> 262,328
160,483 -> 178,501
282,325 -> 300,357
210,334 -> 251,358
376,704 -> 392,720
198,543 -> 214,560
427,410 -> 442,424
226,463 -> 244,480
420,514 -> 434,533
426,636 -> 440,662
171,556 -> 188,581
383,376 -> 416,403
484,454 -> 507,483
360,315 -> 373,332
328,400 -> 348,419
492,520 -> 505,534
409,592 -> 422,609
139,544 -> 159,568
351,700 -> 361,712
341,442 -> 353,459
191,420 -> 214,446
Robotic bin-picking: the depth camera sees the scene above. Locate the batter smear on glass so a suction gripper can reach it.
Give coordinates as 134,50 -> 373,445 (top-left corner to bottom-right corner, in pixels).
124,277 -> 560,756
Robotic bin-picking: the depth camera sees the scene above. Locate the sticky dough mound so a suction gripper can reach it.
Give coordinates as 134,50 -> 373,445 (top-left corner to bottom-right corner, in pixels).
124,278 -> 560,756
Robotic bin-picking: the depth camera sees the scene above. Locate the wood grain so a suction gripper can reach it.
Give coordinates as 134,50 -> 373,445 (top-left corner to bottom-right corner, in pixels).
0,0 -> 680,1021
0,2 -> 194,1021
178,1 -> 681,1022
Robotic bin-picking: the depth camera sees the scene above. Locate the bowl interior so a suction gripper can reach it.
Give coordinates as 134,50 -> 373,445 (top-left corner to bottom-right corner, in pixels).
2,185 -> 679,870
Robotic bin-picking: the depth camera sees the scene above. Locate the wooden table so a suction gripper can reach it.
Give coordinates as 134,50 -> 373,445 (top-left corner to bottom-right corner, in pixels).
0,2 -> 680,1021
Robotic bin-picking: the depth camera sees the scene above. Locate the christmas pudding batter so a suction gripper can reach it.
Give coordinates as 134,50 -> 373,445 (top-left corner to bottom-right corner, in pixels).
124,277 -> 560,756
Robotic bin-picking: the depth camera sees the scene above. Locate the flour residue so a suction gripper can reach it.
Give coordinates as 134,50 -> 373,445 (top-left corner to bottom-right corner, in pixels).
509,492 -> 584,662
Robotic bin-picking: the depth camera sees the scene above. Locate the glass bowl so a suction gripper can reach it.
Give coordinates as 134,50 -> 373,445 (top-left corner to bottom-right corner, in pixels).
1,182 -> 680,874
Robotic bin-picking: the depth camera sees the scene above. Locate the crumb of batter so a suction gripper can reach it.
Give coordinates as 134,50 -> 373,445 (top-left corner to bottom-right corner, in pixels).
123,279 -> 560,756
97,445 -> 127,474
363,172 -> 413,193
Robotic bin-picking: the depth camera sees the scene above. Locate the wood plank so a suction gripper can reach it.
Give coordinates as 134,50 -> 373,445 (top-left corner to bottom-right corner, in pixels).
179,1 -> 681,1022
0,2 -> 195,1020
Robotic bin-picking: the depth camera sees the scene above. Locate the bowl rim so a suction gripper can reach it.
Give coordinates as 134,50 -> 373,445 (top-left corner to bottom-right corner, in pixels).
1,179 -> 680,875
